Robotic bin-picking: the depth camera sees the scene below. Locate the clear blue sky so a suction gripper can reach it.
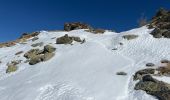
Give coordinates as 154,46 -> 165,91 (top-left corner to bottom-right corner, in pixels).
0,0 -> 170,42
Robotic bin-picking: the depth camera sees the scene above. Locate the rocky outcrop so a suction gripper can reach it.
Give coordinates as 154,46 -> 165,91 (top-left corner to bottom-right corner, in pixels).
64,22 -> 92,31
0,32 -> 40,48
133,68 -> 156,80
6,60 -> 21,73
149,8 -> 170,38
64,22 -> 105,34
24,45 -> 56,65
56,34 -> 85,44
135,75 -> 170,100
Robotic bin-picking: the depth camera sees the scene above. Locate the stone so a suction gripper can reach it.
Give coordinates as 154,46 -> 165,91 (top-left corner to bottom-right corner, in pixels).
56,34 -> 73,44
116,72 -> 127,75
43,45 -> 56,53
133,68 -> 155,80
15,51 -> 24,55
29,55 -> 44,65
56,34 -> 83,44
64,22 -> 92,31
42,53 -> 55,61
6,65 -> 18,73
134,75 -> 170,100
32,37 -> 39,41
146,63 -> 155,67
24,49 -> 43,59
31,42 -> 44,47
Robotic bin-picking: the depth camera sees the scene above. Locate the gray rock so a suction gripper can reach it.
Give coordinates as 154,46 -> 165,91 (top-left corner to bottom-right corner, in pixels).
116,71 -> 127,76
64,22 -> 92,31
44,45 -> 56,53
134,75 -> 170,100
42,53 -> 55,61
146,63 -> 155,67
133,68 -> 155,81
31,42 -> 44,47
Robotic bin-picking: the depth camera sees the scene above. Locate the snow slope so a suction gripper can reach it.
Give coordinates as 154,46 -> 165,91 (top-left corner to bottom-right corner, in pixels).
0,26 -> 170,100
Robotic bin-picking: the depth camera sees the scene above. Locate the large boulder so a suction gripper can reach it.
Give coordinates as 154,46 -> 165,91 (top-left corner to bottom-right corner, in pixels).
24,45 -> 56,65
31,42 -> 44,47
135,75 -> 170,100
42,53 -> 55,61
29,55 -> 44,65
6,65 -> 18,73
56,34 -> 84,44
133,68 -> 155,80
44,45 -> 56,53
6,60 -> 21,73
24,49 -> 43,59
64,22 -> 92,31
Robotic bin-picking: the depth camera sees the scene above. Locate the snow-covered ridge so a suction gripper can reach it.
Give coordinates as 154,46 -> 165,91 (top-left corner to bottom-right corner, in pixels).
0,26 -> 170,100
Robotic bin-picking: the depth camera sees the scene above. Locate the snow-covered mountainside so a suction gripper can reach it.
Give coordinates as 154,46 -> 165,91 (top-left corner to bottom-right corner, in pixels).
1,25 -> 170,100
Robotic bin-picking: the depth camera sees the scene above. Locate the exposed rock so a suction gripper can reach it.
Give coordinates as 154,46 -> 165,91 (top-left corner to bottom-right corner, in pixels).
19,32 -> 40,39
135,75 -> 170,100
86,29 -> 105,34
56,34 -> 84,44
56,34 -> 73,44
0,31 -> 40,48
6,60 -> 21,73
29,55 -> 44,65
24,49 -> 43,59
116,71 -> 127,75
6,65 -> 18,73
149,8 -> 170,38
31,37 -> 39,41
146,63 -> 155,67
119,42 -> 123,45
44,45 -> 56,53
161,59 -> 170,63
15,51 -> 24,55
24,45 -> 56,65
31,42 -> 44,47
64,22 -> 92,31
122,34 -> 138,40
42,53 -> 55,61
133,68 -> 155,80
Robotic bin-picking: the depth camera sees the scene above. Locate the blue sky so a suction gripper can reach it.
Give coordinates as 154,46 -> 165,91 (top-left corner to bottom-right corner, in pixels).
0,0 -> 170,42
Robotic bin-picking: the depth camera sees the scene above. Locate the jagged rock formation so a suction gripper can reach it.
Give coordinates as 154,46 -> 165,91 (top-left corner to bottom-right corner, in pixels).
135,75 -> 170,100
149,8 -> 170,38
64,22 -> 92,31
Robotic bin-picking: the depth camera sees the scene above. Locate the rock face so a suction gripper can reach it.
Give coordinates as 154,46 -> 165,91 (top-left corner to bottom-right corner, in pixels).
24,45 -> 56,65
149,8 -> 170,38
135,75 -> 170,100
56,34 -> 84,44
64,22 -> 92,31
